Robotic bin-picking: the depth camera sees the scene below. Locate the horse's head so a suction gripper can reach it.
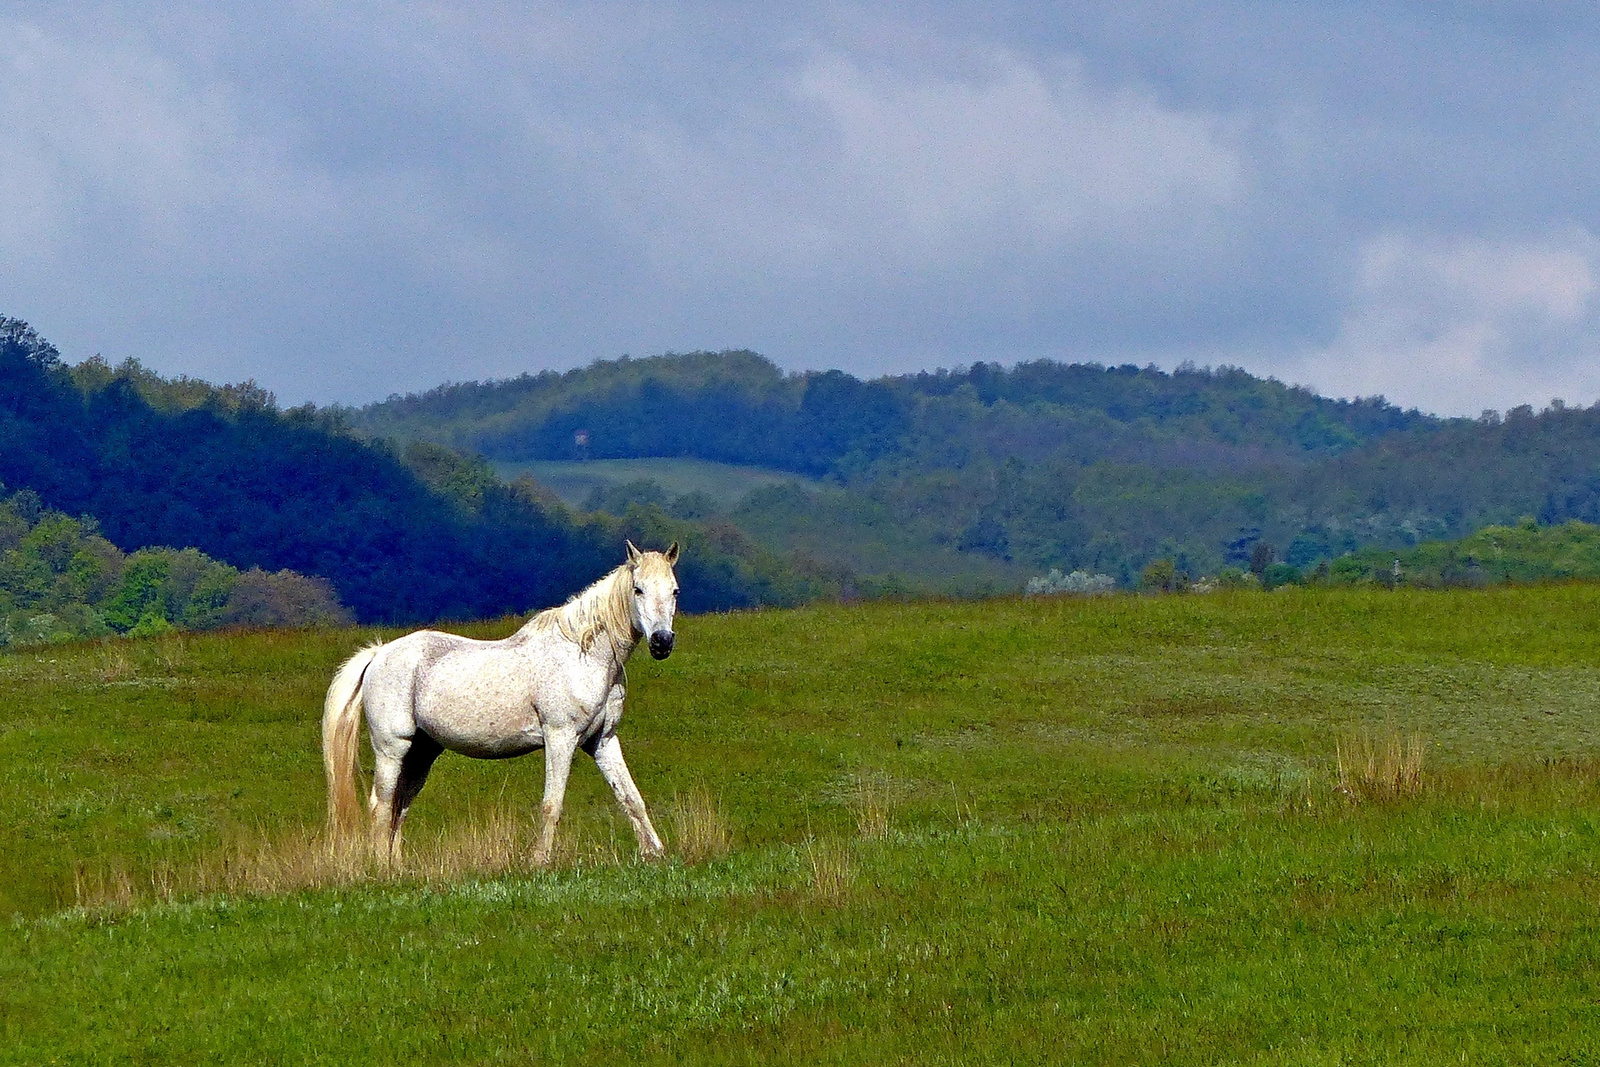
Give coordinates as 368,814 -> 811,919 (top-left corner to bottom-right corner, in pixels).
626,539 -> 680,659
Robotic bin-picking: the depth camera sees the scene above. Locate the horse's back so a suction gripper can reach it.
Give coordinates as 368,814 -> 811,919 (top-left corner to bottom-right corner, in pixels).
373,627 -> 571,760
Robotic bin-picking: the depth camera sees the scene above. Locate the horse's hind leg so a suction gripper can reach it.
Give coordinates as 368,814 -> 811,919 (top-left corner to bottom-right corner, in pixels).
388,734 -> 443,863
368,734 -> 441,865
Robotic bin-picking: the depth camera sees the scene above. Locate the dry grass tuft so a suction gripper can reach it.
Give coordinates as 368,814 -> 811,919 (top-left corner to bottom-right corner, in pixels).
669,785 -> 733,864
803,838 -> 853,904
850,778 -> 894,841
68,806 -> 641,912
153,637 -> 189,674
96,647 -> 136,683
1337,727 -> 1427,803
73,862 -> 137,912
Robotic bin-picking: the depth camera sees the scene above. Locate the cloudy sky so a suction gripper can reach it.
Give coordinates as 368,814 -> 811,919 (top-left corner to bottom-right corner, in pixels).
4,1 -> 1599,414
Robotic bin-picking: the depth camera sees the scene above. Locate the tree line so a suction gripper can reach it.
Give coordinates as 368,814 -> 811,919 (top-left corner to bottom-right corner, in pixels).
351,349 -> 1600,590
0,319 -> 825,625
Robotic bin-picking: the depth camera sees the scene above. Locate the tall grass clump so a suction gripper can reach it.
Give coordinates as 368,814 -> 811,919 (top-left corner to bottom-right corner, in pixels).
850,777 -> 894,841
668,785 -> 733,863
68,806 -> 641,911
802,837 -> 853,904
1337,727 -> 1427,802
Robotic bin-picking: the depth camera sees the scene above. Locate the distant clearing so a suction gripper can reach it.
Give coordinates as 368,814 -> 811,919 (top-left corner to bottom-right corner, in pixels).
493,457 -> 817,509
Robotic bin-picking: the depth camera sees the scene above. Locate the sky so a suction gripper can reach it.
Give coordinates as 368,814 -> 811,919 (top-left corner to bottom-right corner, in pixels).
4,1 -> 1600,415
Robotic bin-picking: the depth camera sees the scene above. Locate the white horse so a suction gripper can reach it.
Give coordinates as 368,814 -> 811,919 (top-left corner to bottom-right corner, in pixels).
323,540 -> 679,864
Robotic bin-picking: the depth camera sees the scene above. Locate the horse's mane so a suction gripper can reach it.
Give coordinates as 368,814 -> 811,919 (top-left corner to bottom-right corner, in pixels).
524,565 -> 635,654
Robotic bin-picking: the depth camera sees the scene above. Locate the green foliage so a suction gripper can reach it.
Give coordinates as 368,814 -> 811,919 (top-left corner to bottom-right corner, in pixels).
1324,519 -> 1600,588
67,354 -> 277,415
401,441 -> 500,514
346,350 -> 1600,597
1260,561 -> 1302,589
496,457 -> 812,513
0,488 -> 352,649
1138,556 -> 1182,592
8,588 -> 1600,1060
0,319 -> 834,621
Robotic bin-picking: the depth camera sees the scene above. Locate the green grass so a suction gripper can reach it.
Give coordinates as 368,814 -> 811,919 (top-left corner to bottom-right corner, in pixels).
492,457 -> 816,509
5,587 -> 1600,1062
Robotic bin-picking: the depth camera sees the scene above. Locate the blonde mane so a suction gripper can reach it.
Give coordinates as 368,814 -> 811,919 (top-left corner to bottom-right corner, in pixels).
526,564 -> 635,654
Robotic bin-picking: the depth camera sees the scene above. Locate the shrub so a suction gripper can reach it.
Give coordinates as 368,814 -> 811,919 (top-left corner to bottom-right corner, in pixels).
217,569 -> 354,629
1139,558 -> 1186,593
1024,569 -> 1117,596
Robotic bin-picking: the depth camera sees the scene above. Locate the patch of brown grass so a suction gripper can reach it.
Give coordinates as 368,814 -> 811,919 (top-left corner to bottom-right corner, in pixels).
68,807 -> 634,912
803,838 -> 853,904
850,778 -> 894,841
96,647 -> 136,683
668,785 -> 733,864
1336,727 -> 1426,803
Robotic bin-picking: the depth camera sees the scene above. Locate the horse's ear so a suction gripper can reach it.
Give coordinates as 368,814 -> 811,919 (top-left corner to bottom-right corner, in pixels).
665,541 -> 679,564
626,540 -> 642,565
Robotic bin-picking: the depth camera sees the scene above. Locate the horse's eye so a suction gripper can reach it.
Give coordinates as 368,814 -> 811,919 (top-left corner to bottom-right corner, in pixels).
634,587 -> 643,596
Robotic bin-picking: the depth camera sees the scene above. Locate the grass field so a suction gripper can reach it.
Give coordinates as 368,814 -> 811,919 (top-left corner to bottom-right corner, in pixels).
4,587 -> 1600,1062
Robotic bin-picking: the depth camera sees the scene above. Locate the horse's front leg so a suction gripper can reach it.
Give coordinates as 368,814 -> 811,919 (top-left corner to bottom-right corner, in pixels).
591,732 -> 664,860
532,732 -> 577,866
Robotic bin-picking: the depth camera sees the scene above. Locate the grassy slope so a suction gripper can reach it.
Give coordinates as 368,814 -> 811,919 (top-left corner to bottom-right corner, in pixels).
488,457 -> 1022,594
489,457 -> 817,510
4,588 -> 1600,1062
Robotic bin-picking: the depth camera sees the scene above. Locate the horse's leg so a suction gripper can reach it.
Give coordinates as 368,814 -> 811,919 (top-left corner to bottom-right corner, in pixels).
590,733 -> 664,859
368,745 -> 404,864
387,733 -> 443,863
532,733 -> 577,866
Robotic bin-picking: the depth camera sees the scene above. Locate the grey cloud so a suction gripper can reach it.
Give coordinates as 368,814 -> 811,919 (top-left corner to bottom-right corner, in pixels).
3,2 -> 1599,412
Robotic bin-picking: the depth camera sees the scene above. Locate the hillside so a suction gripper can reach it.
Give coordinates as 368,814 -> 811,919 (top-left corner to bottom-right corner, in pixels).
0,319 -> 823,622
350,350 -> 1600,588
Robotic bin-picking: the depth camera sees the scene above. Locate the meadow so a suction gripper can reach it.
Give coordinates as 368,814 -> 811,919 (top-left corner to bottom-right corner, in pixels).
3,587 -> 1600,1063
490,457 -> 815,510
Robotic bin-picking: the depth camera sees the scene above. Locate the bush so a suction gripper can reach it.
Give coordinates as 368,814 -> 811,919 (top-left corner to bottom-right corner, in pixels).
1024,569 -> 1117,596
216,569 -> 354,629
0,488 -> 354,647
1139,558 -> 1185,593
1261,562 -> 1302,590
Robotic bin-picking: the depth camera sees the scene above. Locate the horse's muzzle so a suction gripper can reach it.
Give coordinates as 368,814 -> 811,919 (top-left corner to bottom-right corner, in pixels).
648,631 -> 674,659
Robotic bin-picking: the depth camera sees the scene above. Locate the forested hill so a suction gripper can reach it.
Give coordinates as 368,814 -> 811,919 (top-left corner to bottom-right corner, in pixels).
350,350 -> 1431,477
348,351 -> 1600,590
0,320 -> 818,623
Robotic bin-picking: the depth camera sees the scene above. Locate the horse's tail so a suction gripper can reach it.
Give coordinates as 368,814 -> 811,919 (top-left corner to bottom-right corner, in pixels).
323,641 -> 382,842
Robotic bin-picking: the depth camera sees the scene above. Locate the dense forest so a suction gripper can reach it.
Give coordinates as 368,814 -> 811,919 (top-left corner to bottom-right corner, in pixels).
352,350 -> 1600,589
0,319 -> 822,624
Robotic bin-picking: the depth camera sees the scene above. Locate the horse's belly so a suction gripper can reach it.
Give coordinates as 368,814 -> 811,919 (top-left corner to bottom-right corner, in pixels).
415,697 -> 544,760
448,732 -> 544,760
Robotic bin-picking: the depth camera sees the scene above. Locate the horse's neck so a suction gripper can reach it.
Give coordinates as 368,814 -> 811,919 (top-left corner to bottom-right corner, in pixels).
522,567 -> 639,661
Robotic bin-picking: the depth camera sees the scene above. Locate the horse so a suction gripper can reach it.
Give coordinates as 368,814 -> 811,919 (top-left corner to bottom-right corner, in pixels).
322,540 -> 679,865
